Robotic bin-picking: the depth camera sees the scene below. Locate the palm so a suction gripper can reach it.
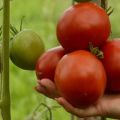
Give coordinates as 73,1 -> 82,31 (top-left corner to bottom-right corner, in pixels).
35,79 -> 120,119
56,95 -> 120,119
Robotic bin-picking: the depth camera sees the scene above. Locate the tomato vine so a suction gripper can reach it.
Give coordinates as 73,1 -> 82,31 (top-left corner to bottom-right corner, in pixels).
0,0 -> 11,120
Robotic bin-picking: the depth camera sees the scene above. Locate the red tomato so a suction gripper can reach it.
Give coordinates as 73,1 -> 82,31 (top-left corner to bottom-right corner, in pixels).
101,39 -> 120,93
57,2 -> 111,52
55,50 -> 106,108
35,46 -> 65,81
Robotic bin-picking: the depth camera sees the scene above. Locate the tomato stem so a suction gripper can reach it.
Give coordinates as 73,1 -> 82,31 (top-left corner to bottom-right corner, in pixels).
71,114 -> 75,120
101,0 -> 108,10
1,0 -> 11,119
89,43 -> 104,59
101,116 -> 106,120
106,6 -> 114,16
94,0 -> 101,6
20,16 -> 25,31
72,0 -> 75,5
0,100 -> 2,108
100,0 -> 113,16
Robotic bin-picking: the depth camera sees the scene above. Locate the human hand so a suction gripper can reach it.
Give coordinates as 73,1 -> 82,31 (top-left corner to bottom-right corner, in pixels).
35,79 -> 120,119
35,78 -> 60,99
55,95 -> 120,119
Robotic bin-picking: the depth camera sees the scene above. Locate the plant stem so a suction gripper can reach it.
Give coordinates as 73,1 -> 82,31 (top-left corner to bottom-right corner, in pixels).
94,0 -> 101,6
101,117 -> 106,120
71,114 -> 75,120
101,0 -> 108,10
0,73 -> 1,103
101,2 -> 107,120
1,0 -> 11,119
0,101 -> 2,108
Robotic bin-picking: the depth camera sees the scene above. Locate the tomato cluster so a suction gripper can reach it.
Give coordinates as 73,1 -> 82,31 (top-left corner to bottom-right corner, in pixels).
8,1 -> 120,109
35,2 -> 120,108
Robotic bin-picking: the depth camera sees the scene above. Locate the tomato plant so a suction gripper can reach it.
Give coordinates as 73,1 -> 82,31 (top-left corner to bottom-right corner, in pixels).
101,39 -> 120,93
55,50 -> 106,108
35,46 -> 65,81
57,2 -> 111,52
10,29 -> 45,70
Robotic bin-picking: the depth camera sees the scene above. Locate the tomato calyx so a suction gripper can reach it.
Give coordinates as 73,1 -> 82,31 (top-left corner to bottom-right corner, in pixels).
100,0 -> 113,16
106,6 -> 114,16
72,0 -> 95,5
10,16 -> 25,40
89,42 -> 104,59
72,0 -> 113,16
72,0 -> 91,5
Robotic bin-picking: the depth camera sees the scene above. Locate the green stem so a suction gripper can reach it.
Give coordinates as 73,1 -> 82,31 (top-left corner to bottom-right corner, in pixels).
72,0 -> 74,5
1,0 -> 11,119
0,101 -> 2,108
0,7 -> 3,11
101,117 -> 106,120
94,0 -> 101,6
71,114 -> 75,120
0,74 -> 2,100
101,0 -> 108,10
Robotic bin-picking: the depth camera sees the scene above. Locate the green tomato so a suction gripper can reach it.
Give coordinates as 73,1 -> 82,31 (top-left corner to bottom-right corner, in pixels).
10,29 -> 45,70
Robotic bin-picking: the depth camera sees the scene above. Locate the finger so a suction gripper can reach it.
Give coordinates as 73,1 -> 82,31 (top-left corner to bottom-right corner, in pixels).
40,79 -> 56,88
39,79 -> 58,93
55,97 -> 77,113
37,80 -> 46,89
35,85 -> 48,95
35,80 -> 60,98
55,97 -> 100,117
40,79 -> 60,98
35,85 -> 56,98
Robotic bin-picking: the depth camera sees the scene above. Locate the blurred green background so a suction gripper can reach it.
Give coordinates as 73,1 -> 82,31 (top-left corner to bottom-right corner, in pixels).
0,0 -> 120,120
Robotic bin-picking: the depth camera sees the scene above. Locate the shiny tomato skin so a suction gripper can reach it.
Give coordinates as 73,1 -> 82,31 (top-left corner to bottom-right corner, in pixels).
55,50 -> 106,108
101,39 -> 120,93
35,46 -> 65,81
57,2 -> 111,52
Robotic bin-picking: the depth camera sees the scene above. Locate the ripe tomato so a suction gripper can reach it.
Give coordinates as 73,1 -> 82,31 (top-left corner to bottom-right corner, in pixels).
101,39 -> 120,93
10,29 -> 45,70
57,2 -> 111,52
35,46 -> 65,81
55,50 -> 106,108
